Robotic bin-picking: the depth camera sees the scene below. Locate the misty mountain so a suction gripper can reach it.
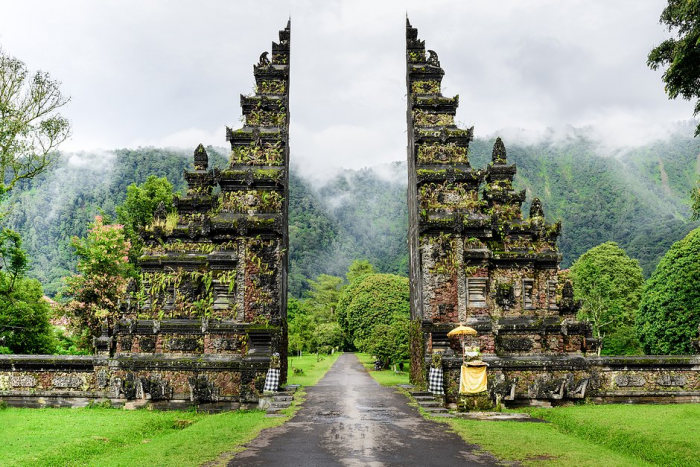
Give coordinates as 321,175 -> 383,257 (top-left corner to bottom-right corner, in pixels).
3,129 -> 699,297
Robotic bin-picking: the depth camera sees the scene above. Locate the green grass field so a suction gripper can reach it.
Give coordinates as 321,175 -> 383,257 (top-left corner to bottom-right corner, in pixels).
0,353 -> 341,467
287,352 -> 341,387
356,352 -> 410,386
439,404 -> 700,467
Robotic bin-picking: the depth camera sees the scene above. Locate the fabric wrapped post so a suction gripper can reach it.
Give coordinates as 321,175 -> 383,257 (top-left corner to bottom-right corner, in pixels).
428,367 -> 444,395
264,368 -> 280,393
459,364 -> 487,394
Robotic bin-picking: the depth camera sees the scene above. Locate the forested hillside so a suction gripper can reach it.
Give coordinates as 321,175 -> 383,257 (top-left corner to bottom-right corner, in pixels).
4,128 -> 699,298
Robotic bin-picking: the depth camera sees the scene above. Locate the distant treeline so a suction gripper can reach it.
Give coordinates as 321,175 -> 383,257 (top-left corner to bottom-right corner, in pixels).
5,128 -> 700,297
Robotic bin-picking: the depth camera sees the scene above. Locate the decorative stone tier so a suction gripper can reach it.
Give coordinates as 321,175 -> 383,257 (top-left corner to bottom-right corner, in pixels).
0,354 -> 270,411
441,355 -> 700,405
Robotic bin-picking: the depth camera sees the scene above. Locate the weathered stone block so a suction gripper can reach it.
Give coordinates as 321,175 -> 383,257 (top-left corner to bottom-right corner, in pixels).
52,375 -> 84,388
10,375 -> 36,388
163,337 -> 203,353
657,375 -> 687,387
97,369 -> 108,388
614,374 -> 646,387
497,336 -> 533,352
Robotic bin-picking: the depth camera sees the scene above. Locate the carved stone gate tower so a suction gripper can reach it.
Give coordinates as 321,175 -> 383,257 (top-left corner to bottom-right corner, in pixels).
111,21 -> 291,405
406,19 -> 598,401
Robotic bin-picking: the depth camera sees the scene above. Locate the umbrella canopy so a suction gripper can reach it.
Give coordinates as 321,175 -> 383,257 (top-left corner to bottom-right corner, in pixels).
447,324 -> 477,337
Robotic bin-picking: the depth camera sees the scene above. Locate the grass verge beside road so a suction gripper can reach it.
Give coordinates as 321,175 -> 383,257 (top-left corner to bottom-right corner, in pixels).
287,352 -> 341,387
356,352 -> 410,386
0,353 -> 341,467
440,404 -> 700,467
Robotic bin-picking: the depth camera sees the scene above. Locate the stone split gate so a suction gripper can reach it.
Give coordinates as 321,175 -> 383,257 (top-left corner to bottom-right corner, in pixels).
1,19 -> 700,410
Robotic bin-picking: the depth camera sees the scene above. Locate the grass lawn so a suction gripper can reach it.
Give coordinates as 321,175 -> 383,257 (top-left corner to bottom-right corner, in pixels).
0,353 -> 341,467
438,404 -> 700,467
355,352 -> 410,386
287,351 -> 341,387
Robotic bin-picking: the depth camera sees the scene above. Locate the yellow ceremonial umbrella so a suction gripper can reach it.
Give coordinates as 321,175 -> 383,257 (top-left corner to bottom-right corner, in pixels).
447,324 -> 477,337
448,324 -> 478,362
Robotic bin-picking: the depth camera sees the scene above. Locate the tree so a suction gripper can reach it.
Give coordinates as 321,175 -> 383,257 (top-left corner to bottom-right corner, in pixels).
692,182 -> 700,221
570,242 -> 644,355
345,259 -> 376,284
0,228 -> 54,353
0,48 -> 70,196
336,273 -> 410,351
648,0 -> 700,136
362,312 -> 409,370
637,227 -> 700,355
287,298 -> 318,355
305,274 -> 343,321
116,175 -> 175,264
62,216 -> 133,349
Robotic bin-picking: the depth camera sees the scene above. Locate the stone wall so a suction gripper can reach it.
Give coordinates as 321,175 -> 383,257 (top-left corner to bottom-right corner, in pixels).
442,355 -> 700,405
0,354 -> 268,410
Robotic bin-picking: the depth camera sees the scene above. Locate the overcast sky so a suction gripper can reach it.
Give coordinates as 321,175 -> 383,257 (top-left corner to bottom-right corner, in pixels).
0,0 -> 693,175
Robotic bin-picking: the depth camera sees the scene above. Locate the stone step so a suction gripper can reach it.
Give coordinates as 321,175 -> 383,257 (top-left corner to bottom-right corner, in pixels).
410,391 -> 432,397
273,395 -> 293,402
422,406 -> 449,414
417,400 -> 443,408
270,401 -> 292,409
430,412 -> 455,418
413,395 -> 438,401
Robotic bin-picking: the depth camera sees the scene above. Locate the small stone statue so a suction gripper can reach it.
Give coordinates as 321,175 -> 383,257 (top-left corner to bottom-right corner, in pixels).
154,201 -> 167,221
427,50 -> 440,67
492,137 -> 507,164
259,51 -> 270,66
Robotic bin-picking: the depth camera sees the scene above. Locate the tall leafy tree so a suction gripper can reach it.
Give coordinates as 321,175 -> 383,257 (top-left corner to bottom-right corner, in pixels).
336,273 -> 409,351
648,0 -> 700,136
0,48 -> 71,196
345,259 -> 376,284
570,242 -> 644,355
637,228 -> 700,354
692,182 -> 700,221
116,175 -> 175,265
305,274 -> 343,321
0,228 -> 54,353
62,216 -> 134,349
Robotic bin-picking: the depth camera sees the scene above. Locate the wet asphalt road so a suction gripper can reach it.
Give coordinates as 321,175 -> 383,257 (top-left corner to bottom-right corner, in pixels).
229,353 -> 499,467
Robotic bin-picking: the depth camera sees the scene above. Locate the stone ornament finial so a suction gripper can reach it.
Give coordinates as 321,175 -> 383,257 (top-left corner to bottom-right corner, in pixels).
154,201 -> 167,221
259,51 -> 270,66
530,198 -> 545,219
492,137 -> 507,164
194,143 -> 208,170
427,50 -> 440,67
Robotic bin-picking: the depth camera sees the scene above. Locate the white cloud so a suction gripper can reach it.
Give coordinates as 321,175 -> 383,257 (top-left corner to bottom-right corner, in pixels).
0,0 -> 694,178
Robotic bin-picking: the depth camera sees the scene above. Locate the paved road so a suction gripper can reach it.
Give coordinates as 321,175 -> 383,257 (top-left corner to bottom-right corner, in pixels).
229,353 -> 499,466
